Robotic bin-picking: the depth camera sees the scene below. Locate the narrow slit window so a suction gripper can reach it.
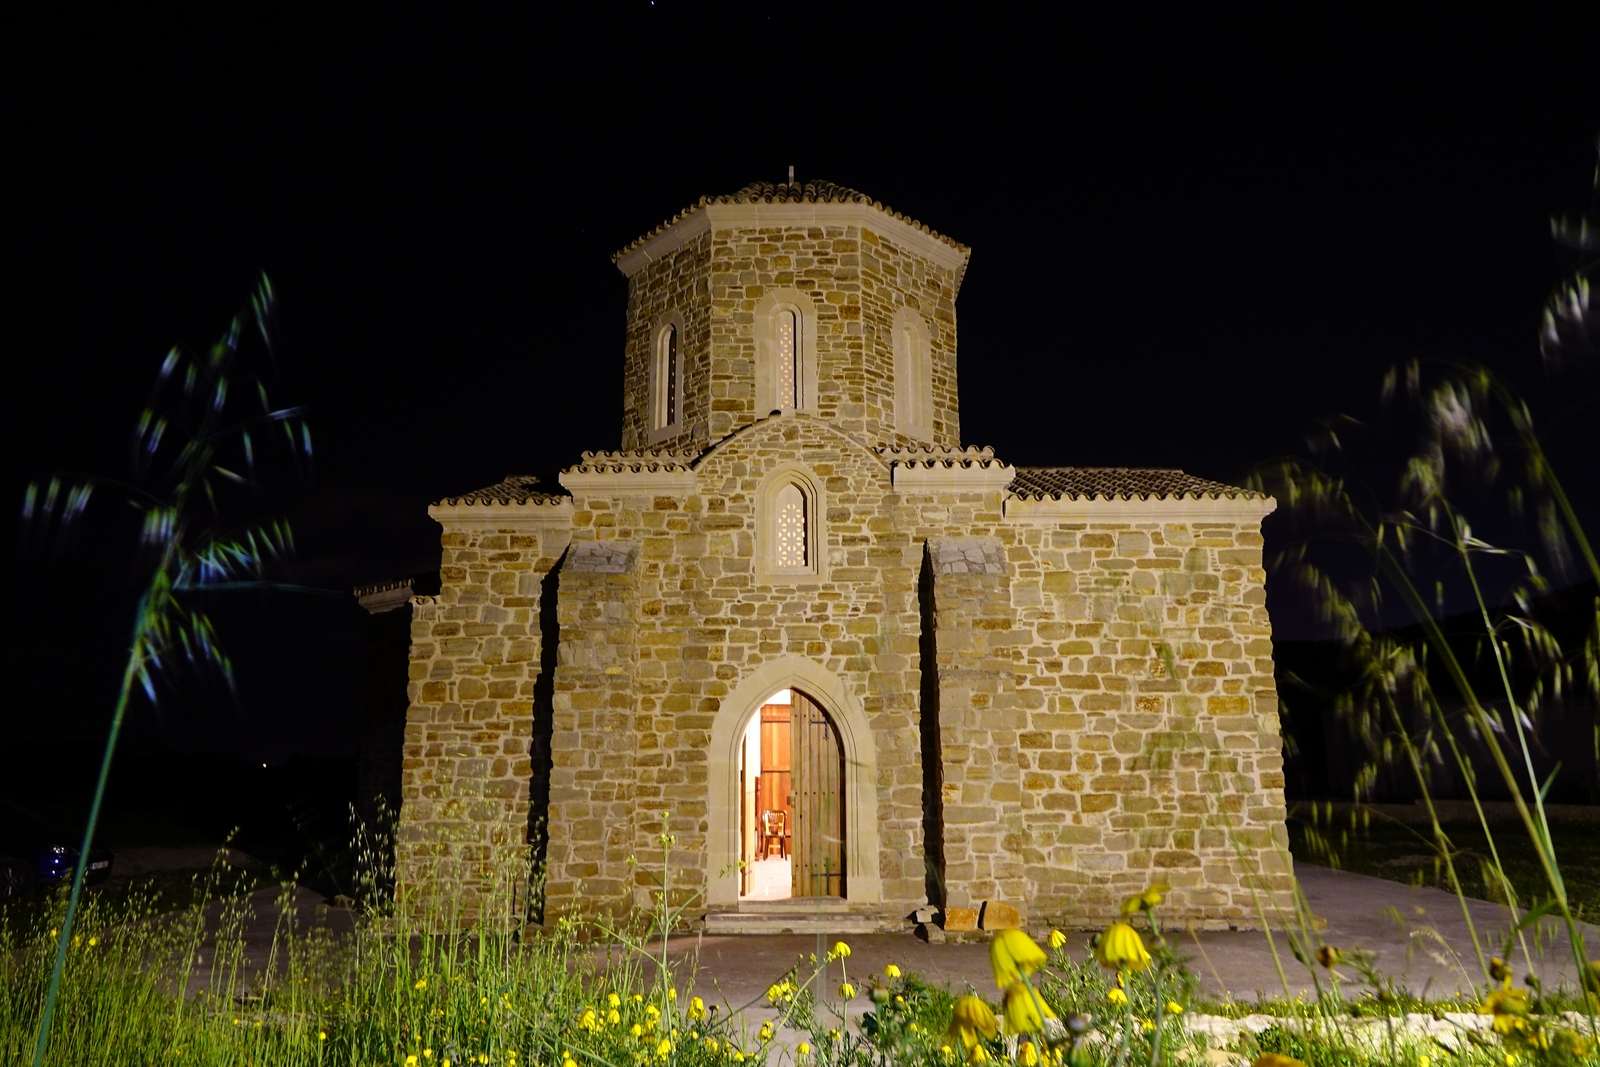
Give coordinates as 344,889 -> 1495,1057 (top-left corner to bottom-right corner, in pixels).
775,483 -> 807,568
776,308 -> 799,409
654,324 -> 678,430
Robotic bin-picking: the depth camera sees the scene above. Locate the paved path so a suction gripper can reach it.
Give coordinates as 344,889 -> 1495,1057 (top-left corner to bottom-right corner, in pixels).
178,862 -> 1597,1015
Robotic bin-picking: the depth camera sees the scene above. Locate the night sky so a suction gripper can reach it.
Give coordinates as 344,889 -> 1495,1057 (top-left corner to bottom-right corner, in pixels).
3,6 -> 1598,763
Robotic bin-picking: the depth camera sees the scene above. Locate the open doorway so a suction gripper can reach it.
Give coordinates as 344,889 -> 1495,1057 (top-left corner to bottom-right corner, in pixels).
738,688 -> 845,901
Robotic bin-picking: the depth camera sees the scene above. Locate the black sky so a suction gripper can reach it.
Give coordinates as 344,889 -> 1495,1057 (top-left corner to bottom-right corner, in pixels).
3,5 -> 1599,762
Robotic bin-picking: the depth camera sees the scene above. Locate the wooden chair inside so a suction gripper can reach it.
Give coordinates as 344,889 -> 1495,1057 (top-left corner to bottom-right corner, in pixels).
759,809 -> 789,859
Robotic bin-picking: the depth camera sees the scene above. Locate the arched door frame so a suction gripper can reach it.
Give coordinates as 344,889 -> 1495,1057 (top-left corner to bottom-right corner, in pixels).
707,655 -> 882,907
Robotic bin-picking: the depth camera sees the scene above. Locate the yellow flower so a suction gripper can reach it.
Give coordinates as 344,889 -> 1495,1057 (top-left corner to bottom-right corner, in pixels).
579,1009 -> 600,1031
632,1024 -> 643,1038
797,1042 -> 812,1056
1106,988 -> 1128,1006
563,1058 -> 576,1067
1047,929 -> 1067,950
758,1022 -> 774,1041
406,1058 -> 419,1067
1315,945 -> 1340,969
667,987 -> 676,1000
831,941 -> 851,959
990,928 -> 1047,988
632,994 -> 644,1002
1166,1001 -> 1183,1015
840,982 -> 857,998
87,937 -> 98,947
414,978 -> 428,990
646,1004 -> 661,1018
884,963 -> 902,978
969,1046 -> 990,1064
688,996 -> 706,1020
1094,923 -> 1151,974
1019,1041 -> 1040,1067
1481,986 -> 1529,1031
1250,1056 -> 1308,1067
827,1029 -> 841,1042
948,994 -> 999,1051
1120,883 -> 1171,921
318,1032 -> 327,1041
608,993 -> 621,1008
608,1009 -> 621,1025
705,1038 -> 718,1053
655,1038 -> 672,1059
425,1051 -> 434,1060
1002,981 -> 1057,1034
941,1046 -> 954,1060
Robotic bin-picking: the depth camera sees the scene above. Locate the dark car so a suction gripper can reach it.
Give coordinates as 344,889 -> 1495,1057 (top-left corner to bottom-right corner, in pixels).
0,801 -> 113,902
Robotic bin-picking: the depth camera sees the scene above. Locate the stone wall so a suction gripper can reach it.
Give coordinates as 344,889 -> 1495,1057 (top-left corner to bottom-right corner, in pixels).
930,510 -> 1289,930
620,230 -> 712,453
394,502 -> 572,924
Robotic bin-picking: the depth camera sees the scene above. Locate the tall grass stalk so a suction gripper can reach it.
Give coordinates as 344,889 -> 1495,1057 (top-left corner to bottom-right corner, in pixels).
21,277 -> 310,1065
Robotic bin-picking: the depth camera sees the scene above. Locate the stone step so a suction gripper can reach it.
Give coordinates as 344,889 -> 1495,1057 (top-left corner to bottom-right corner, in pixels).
702,911 -> 884,935
737,898 -> 851,914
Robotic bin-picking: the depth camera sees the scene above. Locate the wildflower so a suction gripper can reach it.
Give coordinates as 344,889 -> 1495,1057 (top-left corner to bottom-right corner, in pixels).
1106,988 -> 1128,1006
734,1054 -> 746,1063
1094,923 -> 1151,974
1489,957 -> 1513,987
885,963 -> 902,978
797,1042 -> 812,1056
1315,945 -> 1340,969
646,1004 -> 662,1018
969,1047 -> 990,1064
1003,981 -> 1057,1034
1141,1018 -> 1155,1032
706,1038 -> 718,1053
563,1058 -> 577,1067
415,978 -> 428,990
1166,1001 -> 1184,1015
948,993 -> 999,1051
87,937 -> 98,947
632,994 -> 644,1002
831,940 -> 851,959
758,1022 -> 774,1041
1481,987 -> 1534,1039
425,1051 -> 434,1059
406,1058 -> 419,1067
688,996 -> 707,1020
608,1009 -> 621,1025
840,982 -> 857,998
319,1032 -> 327,1041
1019,1041 -> 1040,1067
579,1009 -> 600,1032
828,1029 -> 841,1042
667,987 -> 677,1000
655,1038 -> 672,1059
941,1046 -> 955,1060
990,928 -> 1047,987
1250,1056 -> 1307,1067
609,993 -> 622,1008
1047,929 -> 1067,950
632,1024 -> 643,1038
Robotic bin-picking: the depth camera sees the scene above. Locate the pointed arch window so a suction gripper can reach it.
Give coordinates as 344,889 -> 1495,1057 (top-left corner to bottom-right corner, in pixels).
776,308 -> 800,409
653,323 -> 679,431
774,483 -> 808,568
758,467 -> 825,582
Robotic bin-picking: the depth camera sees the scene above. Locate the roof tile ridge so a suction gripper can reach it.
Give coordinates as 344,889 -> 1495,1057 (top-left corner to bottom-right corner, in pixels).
878,443 -> 1008,471
567,447 -> 701,475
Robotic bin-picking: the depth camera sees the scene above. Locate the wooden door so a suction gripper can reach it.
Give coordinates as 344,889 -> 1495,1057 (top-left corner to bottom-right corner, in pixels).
790,691 -> 844,897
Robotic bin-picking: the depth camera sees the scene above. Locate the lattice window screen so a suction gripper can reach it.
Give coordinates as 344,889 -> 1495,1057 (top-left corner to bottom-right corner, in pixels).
776,309 -> 798,408
775,483 -> 807,568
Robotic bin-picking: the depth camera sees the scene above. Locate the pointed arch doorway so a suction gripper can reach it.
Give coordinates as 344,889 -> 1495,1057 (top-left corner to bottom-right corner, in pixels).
739,687 -> 845,900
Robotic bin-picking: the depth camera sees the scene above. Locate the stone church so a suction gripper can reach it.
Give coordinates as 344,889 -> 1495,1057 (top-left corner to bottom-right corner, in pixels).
390,179 -> 1291,933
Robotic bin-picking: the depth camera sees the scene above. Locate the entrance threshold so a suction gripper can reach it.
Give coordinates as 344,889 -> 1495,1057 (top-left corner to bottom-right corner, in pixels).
704,897 -> 880,935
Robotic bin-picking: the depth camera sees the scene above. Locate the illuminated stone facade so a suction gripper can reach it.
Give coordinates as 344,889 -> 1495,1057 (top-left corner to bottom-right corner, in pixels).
395,181 -> 1291,933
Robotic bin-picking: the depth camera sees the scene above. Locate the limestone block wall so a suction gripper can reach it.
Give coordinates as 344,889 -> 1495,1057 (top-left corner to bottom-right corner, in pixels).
858,225 -> 961,447
997,511 -> 1289,929
543,541 -> 641,911
620,230 -> 713,453
395,503 -> 572,923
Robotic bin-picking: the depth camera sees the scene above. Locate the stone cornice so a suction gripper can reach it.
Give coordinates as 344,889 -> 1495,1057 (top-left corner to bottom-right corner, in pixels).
559,449 -> 700,496
886,445 -> 1016,494
615,202 -> 971,286
428,496 -> 575,530
1003,495 -> 1278,524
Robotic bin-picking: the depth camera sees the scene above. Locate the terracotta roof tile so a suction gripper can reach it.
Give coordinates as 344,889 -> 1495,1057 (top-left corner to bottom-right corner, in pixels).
435,475 -> 567,507
1007,467 -> 1262,501
614,179 -> 970,261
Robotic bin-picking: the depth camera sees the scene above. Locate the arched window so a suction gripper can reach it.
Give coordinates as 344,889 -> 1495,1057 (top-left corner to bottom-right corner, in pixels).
774,483 -> 808,568
776,308 -> 800,409
755,291 -> 816,415
653,323 -> 679,431
892,309 -> 933,440
758,466 -> 825,582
